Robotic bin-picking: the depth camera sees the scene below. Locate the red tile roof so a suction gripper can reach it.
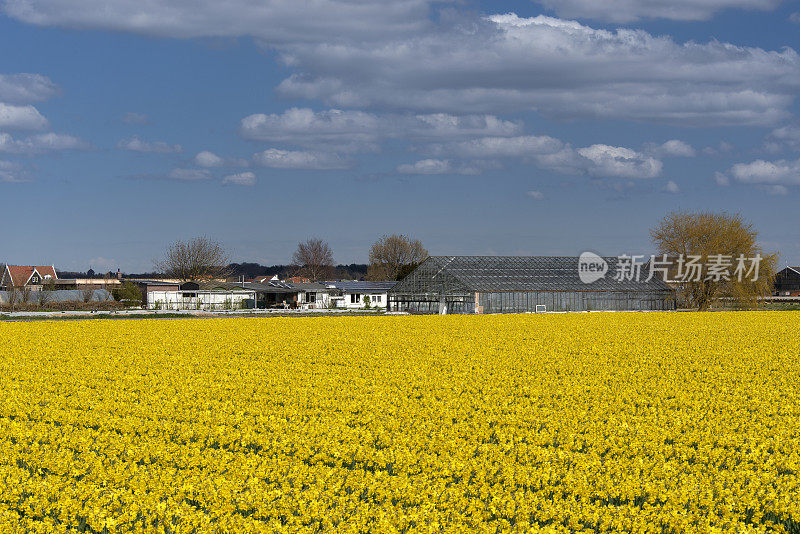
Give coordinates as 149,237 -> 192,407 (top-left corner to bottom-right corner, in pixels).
3,265 -> 57,287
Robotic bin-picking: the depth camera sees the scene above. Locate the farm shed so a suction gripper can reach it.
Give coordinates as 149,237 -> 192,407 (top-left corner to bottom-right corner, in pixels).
774,266 -> 800,296
387,256 -> 676,314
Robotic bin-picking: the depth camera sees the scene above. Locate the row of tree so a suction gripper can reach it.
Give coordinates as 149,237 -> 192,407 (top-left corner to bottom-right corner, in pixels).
154,234 -> 429,284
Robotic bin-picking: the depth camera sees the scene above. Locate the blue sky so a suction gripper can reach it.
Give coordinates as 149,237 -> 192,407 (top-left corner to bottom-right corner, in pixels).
1,0 -> 799,272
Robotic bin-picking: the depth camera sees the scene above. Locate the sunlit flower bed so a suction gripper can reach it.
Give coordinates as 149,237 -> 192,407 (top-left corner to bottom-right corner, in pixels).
0,313 -> 798,532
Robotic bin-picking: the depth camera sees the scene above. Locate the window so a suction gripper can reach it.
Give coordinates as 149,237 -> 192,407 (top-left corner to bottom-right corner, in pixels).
350,293 -> 359,304
307,292 -> 316,303
182,292 -> 197,298
30,275 -> 40,284
374,295 -> 381,303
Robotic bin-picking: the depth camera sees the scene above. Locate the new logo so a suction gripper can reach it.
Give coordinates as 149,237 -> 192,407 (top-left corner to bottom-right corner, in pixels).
578,252 -> 608,284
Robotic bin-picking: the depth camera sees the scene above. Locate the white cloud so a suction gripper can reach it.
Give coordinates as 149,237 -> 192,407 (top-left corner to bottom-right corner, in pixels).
253,148 -> 351,170
0,132 -> 91,154
430,134 -> 663,179
395,159 -> 482,175
168,168 -> 212,181
764,125 -> 800,152
576,145 -> 663,179
1,0 -> 435,43
122,112 -> 148,124
240,108 -> 521,153
526,190 -> 544,200
222,171 -> 256,186
648,139 -> 696,157
0,103 -> 49,130
728,158 -> 800,185
194,150 -> 224,167
277,13 -> 800,126
117,136 -> 182,154
790,12 -> 800,23
534,0 -> 780,22
663,180 -> 680,193
714,171 -> 731,186
442,135 -> 564,158
0,159 -> 26,182
0,73 -> 59,104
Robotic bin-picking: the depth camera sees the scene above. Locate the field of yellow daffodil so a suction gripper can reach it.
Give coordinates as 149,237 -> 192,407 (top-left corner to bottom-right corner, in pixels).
0,312 -> 799,533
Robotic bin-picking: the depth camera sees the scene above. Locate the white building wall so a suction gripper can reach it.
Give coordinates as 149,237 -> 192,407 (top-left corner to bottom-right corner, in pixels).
338,291 -> 388,309
147,290 -> 255,310
297,291 -> 334,309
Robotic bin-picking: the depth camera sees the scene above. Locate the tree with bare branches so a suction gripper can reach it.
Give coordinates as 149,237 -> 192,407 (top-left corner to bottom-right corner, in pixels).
155,236 -> 231,282
650,211 -> 777,310
291,238 -> 335,281
367,234 -> 429,281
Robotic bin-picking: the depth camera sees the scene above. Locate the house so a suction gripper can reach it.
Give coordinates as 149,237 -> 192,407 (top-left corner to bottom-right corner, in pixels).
326,281 -> 397,309
774,266 -> 800,296
388,256 -> 676,314
132,281 -> 180,309
291,282 -> 337,309
241,281 -> 298,308
137,281 -> 257,310
1,265 -> 58,290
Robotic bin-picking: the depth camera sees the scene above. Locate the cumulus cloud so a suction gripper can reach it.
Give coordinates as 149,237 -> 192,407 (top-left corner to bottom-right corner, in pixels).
647,139 -> 697,157
534,0 -> 780,22
277,13 -> 800,126
240,108 -> 521,153
1,0 -> 435,43
0,103 -> 49,130
122,112 -> 148,124
117,136 -> 182,153
222,171 -> 256,186
577,145 -> 663,179
425,134 -> 663,179
168,168 -> 212,181
764,125 -> 800,152
526,190 -> 545,200
728,158 -> 800,185
253,149 -> 351,170
0,159 -> 27,182
194,150 -> 224,167
0,132 -> 91,154
663,180 -> 680,193
0,73 -> 60,104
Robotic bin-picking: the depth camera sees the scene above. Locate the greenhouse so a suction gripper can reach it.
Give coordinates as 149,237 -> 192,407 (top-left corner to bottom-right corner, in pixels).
387,256 -> 676,314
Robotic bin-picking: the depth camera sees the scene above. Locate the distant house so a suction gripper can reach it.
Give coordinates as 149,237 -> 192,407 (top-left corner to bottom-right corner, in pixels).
326,281 -> 396,309
134,280 -> 258,310
285,276 -> 311,284
774,267 -> 800,296
291,282 -> 337,309
1,265 -> 58,290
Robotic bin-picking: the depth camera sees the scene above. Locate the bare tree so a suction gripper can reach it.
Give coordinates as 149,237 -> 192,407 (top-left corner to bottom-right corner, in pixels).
155,236 -> 231,282
20,286 -> 32,304
5,286 -> 19,311
81,285 -> 95,303
651,211 -> 777,310
367,234 -> 429,281
291,238 -> 335,281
